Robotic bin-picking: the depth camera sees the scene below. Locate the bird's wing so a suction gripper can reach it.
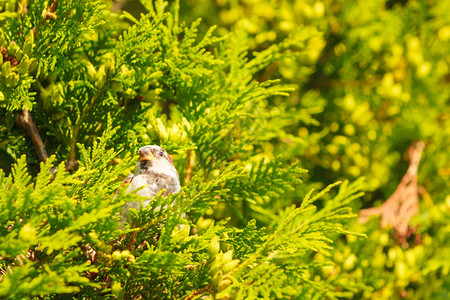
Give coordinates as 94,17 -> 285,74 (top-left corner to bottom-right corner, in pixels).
127,174 -> 159,199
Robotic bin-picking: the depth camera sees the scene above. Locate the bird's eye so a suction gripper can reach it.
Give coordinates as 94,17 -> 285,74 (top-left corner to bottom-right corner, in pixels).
159,151 -> 164,157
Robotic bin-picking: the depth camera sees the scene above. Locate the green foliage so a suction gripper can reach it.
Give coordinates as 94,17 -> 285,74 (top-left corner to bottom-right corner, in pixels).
0,0 -> 366,299
177,0 -> 450,298
1,0 -> 448,299
0,123 -> 363,298
324,200 -> 450,299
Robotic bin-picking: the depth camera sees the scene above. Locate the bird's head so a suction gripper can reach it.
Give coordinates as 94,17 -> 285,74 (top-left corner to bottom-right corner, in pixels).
134,145 -> 178,177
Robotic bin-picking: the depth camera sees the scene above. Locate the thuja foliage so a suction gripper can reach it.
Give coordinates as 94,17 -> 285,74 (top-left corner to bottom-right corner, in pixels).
0,0 -> 367,299
180,0 -> 450,298
0,123 -> 365,299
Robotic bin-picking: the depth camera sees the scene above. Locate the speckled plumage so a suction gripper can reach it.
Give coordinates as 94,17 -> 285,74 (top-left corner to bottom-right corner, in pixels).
120,145 -> 180,225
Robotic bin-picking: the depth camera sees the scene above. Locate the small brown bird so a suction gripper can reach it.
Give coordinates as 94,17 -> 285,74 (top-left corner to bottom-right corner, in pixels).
120,145 -> 180,225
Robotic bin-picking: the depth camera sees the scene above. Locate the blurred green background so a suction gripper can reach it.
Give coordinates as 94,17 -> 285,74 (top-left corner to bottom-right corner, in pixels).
170,0 -> 450,298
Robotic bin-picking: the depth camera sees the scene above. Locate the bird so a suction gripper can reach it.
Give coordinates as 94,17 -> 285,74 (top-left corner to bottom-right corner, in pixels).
120,145 -> 180,226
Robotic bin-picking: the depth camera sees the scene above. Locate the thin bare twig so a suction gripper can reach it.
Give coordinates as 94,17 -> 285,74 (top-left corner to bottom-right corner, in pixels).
184,149 -> 196,183
15,109 -> 77,171
183,285 -> 212,300
15,109 -> 48,163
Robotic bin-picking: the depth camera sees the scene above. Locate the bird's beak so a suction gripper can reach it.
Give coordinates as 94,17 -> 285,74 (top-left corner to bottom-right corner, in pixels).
139,148 -> 154,161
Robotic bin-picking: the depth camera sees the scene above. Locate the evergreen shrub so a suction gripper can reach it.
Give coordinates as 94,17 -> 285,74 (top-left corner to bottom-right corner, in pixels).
0,0 -> 367,298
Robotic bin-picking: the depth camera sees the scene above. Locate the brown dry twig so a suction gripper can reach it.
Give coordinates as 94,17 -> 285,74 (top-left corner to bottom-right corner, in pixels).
359,141 -> 425,247
183,285 -> 212,300
15,109 -> 49,163
41,0 -> 58,26
15,108 -> 78,171
184,149 -> 196,183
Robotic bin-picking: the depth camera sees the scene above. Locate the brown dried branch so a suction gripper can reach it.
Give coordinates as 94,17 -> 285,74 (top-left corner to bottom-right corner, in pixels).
183,285 -> 212,300
359,141 -> 425,247
127,226 -> 138,251
15,109 -> 49,163
65,159 -> 78,171
15,109 -> 78,171
184,149 -> 196,183
41,0 -> 58,26
259,61 -> 280,83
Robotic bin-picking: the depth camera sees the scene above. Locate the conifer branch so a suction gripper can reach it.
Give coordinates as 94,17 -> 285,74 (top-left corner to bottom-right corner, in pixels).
68,91 -> 104,170
0,1 -> 376,298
